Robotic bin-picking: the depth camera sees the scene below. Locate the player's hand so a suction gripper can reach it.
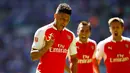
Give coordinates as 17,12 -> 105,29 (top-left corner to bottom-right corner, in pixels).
66,69 -> 71,73
68,70 -> 71,73
44,33 -> 55,48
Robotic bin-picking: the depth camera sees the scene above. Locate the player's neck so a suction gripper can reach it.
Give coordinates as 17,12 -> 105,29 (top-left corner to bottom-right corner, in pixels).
113,36 -> 122,42
79,39 -> 88,43
53,23 -> 62,31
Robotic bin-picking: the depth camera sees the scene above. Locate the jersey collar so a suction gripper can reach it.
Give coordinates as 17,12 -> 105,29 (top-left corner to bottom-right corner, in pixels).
111,36 -> 124,42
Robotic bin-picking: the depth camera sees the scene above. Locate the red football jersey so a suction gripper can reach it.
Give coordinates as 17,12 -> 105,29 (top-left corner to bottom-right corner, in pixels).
76,37 -> 96,73
32,22 -> 77,73
96,36 -> 130,73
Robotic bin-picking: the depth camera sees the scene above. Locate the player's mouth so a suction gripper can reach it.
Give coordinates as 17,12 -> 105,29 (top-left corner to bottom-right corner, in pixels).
81,36 -> 87,40
61,25 -> 65,28
80,36 -> 87,42
114,32 -> 118,36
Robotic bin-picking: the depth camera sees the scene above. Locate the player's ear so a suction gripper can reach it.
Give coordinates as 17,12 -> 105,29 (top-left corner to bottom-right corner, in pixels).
89,32 -> 91,36
109,27 -> 112,33
122,26 -> 124,32
54,14 -> 57,19
77,30 -> 79,36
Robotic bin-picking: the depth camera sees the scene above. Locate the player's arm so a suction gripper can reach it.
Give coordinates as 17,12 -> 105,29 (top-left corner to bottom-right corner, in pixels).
65,63 -> 71,73
68,37 -> 78,73
96,57 -> 102,65
30,29 -> 54,61
31,37 -> 54,61
93,57 -> 102,73
70,54 -> 78,73
92,42 -> 100,73
95,41 -> 104,65
65,52 -> 77,73
93,57 -> 100,73
65,56 -> 77,73
93,41 -> 105,73
93,52 -> 102,73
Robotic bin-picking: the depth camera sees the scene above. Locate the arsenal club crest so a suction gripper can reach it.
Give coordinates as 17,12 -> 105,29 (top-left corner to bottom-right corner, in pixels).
125,44 -> 129,48
91,46 -> 94,50
67,35 -> 71,40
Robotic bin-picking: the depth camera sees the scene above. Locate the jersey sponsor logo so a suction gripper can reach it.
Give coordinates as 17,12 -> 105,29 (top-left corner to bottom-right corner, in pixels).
110,54 -> 129,63
49,47 -> 68,53
110,57 -> 129,63
78,55 -> 92,64
78,59 -> 92,64
125,44 -> 129,48
34,37 -> 38,42
49,44 -> 68,53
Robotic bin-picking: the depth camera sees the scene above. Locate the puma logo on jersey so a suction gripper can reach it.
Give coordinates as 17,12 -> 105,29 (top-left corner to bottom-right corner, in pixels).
108,46 -> 112,50
67,35 -> 71,40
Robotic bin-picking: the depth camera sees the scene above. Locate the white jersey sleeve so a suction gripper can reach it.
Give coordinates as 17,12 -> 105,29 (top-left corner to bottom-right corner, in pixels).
32,28 -> 45,50
123,36 -> 130,41
90,39 -> 97,58
68,35 -> 77,56
95,41 -> 105,60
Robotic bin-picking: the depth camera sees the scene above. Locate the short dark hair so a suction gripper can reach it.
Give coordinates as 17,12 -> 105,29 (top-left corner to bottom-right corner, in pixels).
108,17 -> 124,27
55,3 -> 72,15
77,21 -> 91,31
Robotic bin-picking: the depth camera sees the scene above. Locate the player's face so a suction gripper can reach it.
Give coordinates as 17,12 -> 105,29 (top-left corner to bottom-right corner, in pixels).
78,24 -> 91,43
55,13 -> 70,31
109,21 -> 124,37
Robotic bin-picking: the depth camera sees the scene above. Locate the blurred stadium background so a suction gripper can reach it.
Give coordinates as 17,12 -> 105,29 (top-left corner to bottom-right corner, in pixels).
0,0 -> 130,73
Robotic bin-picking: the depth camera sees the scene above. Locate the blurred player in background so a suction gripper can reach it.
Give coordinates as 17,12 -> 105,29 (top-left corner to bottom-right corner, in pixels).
30,3 -> 77,73
95,17 -> 130,73
76,21 -> 100,73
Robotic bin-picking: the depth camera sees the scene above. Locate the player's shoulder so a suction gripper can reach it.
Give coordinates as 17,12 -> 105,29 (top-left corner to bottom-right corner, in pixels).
98,36 -> 112,46
40,23 -> 53,30
122,36 -> 130,42
75,37 -> 79,41
64,28 -> 75,37
36,23 -> 53,33
64,28 -> 74,34
88,38 -> 97,45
